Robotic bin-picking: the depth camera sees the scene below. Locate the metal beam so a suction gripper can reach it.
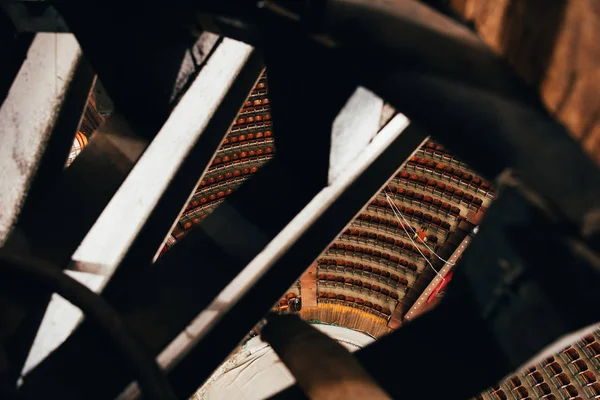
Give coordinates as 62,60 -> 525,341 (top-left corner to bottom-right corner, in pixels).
20,115 -> 423,400
163,115 -> 423,399
19,38 -> 262,379
71,38 -> 261,281
0,32 -> 89,245
0,30 -> 222,386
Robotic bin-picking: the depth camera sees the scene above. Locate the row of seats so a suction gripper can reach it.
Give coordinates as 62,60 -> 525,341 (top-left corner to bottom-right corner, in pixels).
318,267 -> 408,286
381,189 -> 460,225
396,171 -> 485,207
230,117 -> 272,133
355,213 -> 440,244
409,154 -> 491,191
421,142 -> 484,178
343,228 -> 432,258
198,164 -> 261,190
233,113 -> 272,126
385,185 -> 463,217
222,131 -> 273,146
212,147 -> 273,166
368,198 -> 453,232
241,97 -> 270,113
321,248 -> 419,272
318,274 -> 402,299
318,293 -> 392,316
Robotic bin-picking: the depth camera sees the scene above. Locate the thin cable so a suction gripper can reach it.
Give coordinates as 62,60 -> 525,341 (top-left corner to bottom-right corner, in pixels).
385,185 -> 456,266
383,192 -> 444,279
0,251 -> 177,400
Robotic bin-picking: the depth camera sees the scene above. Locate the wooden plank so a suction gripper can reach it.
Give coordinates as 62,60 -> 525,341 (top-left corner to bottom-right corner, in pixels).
449,0 -> 600,164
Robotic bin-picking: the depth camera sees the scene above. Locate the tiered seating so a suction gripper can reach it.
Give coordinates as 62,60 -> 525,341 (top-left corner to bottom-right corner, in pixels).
419,141 -> 494,191
221,130 -> 273,148
317,273 -> 404,300
340,227 -> 430,268
323,245 -> 420,276
209,147 -> 274,171
366,197 -> 453,236
353,213 -> 441,247
396,168 -> 485,212
318,291 -> 392,318
477,331 -> 600,400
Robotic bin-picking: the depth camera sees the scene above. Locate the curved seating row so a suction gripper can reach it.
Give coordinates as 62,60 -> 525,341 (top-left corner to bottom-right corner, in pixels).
355,213 -> 440,244
367,198 -> 453,232
342,228 -> 432,258
421,141 -> 488,181
318,293 -> 392,316
396,170 -> 484,208
222,131 -> 273,146
197,163 -> 263,192
379,190 -> 461,226
211,148 -> 274,168
385,186 -> 463,217
231,116 -> 273,132
409,154 -> 491,190
240,97 -> 270,114
317,274 -> 402,300
321,247 -> 419,273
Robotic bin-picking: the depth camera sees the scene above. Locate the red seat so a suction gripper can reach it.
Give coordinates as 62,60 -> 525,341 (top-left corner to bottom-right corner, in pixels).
380,288 -> 390,296
473,198 -> 483,206
319,292 -> 327,298
327,293 -> 336,299
318,273 -> 326,280
354,280 -> 363,287
382,308 -> 392,315
372,267 -> 381,275
399,276 -> 409,285
450,206 -> 460,216
363,282 -> 372,289
345,277 -> 354,284
372,285 -> 381,292
364,301 -> 374,308
390,292 -> 399,300
355,298 -> 364,305
346,296 -> 355,303
336,294 -> 345,300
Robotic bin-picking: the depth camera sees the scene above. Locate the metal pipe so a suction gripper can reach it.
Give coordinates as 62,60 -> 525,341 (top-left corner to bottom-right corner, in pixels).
0,251 -> 177,400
